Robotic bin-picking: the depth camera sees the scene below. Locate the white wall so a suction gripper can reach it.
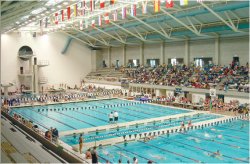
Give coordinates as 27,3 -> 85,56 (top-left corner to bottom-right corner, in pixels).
99,36 -> 249,66
220,37 -> 249,66
224,96 -> 249,104
189,39 -> 215,63
165,42 -> 185,63
111,47 -> 123,67
192,93 -> 205,104
1,32 -> 91,91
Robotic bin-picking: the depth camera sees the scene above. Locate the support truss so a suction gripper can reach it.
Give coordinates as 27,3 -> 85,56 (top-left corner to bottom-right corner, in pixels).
61,31 -> 95,47
200,2 -> 241,32
73,28 -> 110,46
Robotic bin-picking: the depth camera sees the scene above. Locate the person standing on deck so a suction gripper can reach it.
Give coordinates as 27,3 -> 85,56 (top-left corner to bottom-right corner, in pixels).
109,112 -> 114,123
91,146 -> 98,164
114,111 -> 119,123
79,134 -> 84,154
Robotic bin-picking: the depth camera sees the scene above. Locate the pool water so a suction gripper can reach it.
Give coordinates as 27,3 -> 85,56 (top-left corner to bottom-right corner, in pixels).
96,120 -> 249,163
10,99 -> 190,132
60,113 -> 221,145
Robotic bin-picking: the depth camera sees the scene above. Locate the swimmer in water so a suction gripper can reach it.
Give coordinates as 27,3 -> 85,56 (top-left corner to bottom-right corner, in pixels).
188,137 -> 201,143
118,152 -> 131,159
102,149 -> 114,158
217,135 -> 223,139
208,150 -> 223,160
149,154 -> 166,160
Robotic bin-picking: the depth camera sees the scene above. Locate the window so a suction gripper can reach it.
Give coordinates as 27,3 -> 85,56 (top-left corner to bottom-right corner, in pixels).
146,59 -> 160,67
194,57 -> 212,67
168,58 -> 184,65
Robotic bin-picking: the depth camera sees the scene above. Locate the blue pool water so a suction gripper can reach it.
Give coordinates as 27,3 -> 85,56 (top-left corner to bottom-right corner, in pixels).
96,120 -> 249,163
60,113 -> 221,145
10,99 -> 190,132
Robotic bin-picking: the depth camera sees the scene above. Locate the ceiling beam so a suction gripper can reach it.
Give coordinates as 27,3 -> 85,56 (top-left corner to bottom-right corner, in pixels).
73,28 -> 110,46
200,2 -> 241,32
61,31 -> 95,47
94,27 -> 126,44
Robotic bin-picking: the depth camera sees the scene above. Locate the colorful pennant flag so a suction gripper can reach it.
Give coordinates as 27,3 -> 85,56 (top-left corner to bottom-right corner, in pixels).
67,7 -> 71,20
154,0 -> 160,12
91,19 -> 95,27
121,7 -> 127,19
104,13 -> 110,24
55,12 -> 58,24
80,20 -> 83,30
113,10 -> 118,21
82,0 -> 86,16
90,0 -> 95,12
61,10 -> 64,21
100,0 -> 105,8
180,0 -> 188,6
141,0 -> 148,14
98,15 -> 102,26
110,0 -> 116,5
166,0 -> 174,8
130,4 -> 136,17
74,4 -> 77,17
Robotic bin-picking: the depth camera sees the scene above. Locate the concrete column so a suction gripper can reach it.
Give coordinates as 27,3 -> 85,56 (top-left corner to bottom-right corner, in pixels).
33,65 -> 39,94
140,43 -> 144,66
122,45 -> 126,66
160,42 -> 165,65
184,40 -> 190,66
215,37 -> 220,65
108,47 -> 111,68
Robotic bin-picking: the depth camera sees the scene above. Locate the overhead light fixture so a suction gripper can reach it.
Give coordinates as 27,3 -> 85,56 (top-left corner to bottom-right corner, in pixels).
46,11 -> 50,14
36,15 -> 41,18
16,21 -> 20,24
41,13 -> 45,16
51,8 -> 56,11
57,5 -> 62,8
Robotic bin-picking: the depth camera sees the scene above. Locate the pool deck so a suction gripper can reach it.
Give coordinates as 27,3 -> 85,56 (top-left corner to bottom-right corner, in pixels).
59,110 -> 209,136
68,114 -> 237,150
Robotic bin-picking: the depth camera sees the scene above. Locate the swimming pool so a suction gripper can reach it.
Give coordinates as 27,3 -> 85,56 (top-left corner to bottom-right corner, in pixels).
96,119 -> 249,163
10,99 -> 190,132
60,113 -> 221,145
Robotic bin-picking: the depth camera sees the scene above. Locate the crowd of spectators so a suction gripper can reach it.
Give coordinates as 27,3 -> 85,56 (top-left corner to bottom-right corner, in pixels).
124,62 -> 249,92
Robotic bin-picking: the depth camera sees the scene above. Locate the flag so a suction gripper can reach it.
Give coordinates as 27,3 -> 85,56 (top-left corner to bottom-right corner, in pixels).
80,20 -> 83,30
104,13 -> 109,24
82,0 -> 86,16
180,0 -> 188,6
90,0 -> 95,12
154,0 -> 160,12
113,10 -> 117,21
166,0 -> 174,8
141,0 -> 148,14
121,7 -> 127,19
45,17 -> 48,28
91,20 -> 95,27
100,0 -> 105,8
110,0 -> 116,5
61,10 -> 64,21
74,4 -> 77,17
67,7 -> 71,20
130,4 -> 136,17
55,12 -> 58,24
98,15 -> 102,26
